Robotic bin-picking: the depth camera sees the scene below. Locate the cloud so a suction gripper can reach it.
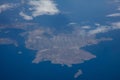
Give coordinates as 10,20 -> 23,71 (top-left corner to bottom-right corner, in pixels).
28,0 -> 60,17
19,12 -> 33,20
117,7 -> 120,10
81,26 -> 91,29
111,22 -> 120,29
0,3 -> 15,13
88,26 -> 111,35
114,0 -> 120,3
68,22 -> 77,25
107,13 -> 120,17
87,22 -> 120,35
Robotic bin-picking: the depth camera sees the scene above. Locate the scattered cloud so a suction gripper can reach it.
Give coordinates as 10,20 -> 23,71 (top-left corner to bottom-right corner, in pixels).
88,26 -> 111,35
68,22 -> 77,25
20,0 -> 60,20
117,6 -> 120,10
88,22 -> 120,35
19,12 -> 33,20
107,13 -> 120,17
0,3 -> 16,13
111,22 -> 120,29
114,0 -> 120,3
81,26 -> 91,29
28,0 -> 60,17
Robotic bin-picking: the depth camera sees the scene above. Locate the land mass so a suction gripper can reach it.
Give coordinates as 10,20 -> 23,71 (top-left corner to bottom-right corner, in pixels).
24,27 -> 111,66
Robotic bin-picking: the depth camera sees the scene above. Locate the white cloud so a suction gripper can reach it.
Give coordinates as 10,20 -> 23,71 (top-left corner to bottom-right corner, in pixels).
28,0 -> 60,17
19,12 -> 33,20
68,22 -> 77,25
0,3 -> 15,13
107,13 -> 120,17
81,26 -> 91,29
88,26 -> 111,35
117,6 -> 120,10
111,22 -> 120,29
87,22 -> 120,35
114,0 -> 120,3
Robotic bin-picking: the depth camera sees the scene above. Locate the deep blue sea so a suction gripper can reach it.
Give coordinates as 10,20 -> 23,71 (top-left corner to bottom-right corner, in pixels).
0,0 -> 120,80
0,30 -> 120,80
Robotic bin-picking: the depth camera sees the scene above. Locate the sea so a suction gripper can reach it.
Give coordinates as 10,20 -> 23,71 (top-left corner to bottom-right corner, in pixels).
0,29 -> 120,80
0,0 -> 120,80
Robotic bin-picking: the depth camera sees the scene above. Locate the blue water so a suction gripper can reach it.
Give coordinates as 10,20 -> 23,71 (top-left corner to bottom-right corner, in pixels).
0,0 -> 120,80
77,30 -> 120,80
0,45 -> 76,80
0,30 -> 120,80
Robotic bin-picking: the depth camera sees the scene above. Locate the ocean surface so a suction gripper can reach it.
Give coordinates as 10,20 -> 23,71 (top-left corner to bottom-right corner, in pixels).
0,0 -> 120,80
0,30 -> 120,80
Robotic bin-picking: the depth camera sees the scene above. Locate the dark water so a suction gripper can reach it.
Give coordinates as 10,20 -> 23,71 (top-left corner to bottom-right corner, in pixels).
0,30 -> 120,80
0,0 -> 120,80
78,30 -> 120,80
0,45 -> 75,80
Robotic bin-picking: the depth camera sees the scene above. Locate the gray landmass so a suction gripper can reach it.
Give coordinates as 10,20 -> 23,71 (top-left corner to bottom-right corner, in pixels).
0,23 -> 112,67
24,27 -> 111,66
74,69 -> 82,78
32,48 -> 96,67
0,23 -> 114,78
0,0 -> 119,79
0,38 -> 18,46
